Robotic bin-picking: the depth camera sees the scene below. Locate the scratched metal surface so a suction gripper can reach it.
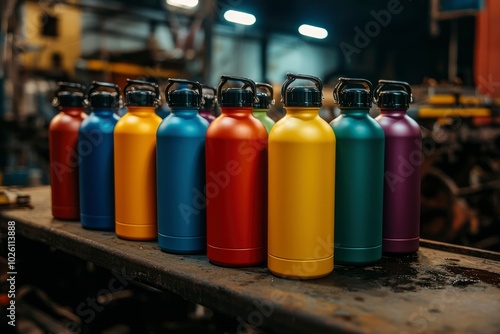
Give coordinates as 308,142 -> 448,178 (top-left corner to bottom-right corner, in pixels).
1,187 -> 499,334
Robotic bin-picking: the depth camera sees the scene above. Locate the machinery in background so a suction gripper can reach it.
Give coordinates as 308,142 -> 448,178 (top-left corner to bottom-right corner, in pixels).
412,83 -> 500,251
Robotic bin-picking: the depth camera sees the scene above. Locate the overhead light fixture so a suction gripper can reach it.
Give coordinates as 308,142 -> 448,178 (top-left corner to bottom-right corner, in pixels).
223,10 -> 256,26
298,24 -> 328,39
166,0 -> 199,9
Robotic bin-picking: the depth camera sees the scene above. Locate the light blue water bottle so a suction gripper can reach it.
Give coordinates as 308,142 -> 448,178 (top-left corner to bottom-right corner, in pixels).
157,78 -> 209,254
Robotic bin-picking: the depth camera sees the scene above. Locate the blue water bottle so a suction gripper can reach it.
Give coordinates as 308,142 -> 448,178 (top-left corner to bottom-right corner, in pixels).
79,81 -> 120,230
157,78 -> 209,254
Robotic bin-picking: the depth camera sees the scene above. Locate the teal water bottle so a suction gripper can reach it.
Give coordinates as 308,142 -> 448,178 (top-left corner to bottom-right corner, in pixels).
330,78 -> 385,265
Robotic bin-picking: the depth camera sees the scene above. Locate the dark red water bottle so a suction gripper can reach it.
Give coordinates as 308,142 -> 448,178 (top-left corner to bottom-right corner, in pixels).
49,82 -> 86,220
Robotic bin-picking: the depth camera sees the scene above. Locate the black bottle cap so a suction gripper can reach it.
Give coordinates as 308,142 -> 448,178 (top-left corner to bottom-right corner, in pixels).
253,83 -> 274,109
54,82 -> 84,109
217,75 -> 256,107
166,78 -> 202,108
201,85 -> 216,110
373,80 -> 413,109
87,81 -> 120,109
333,77 -> 373,109
124,79 -> 160,107
281,73 -> 323,107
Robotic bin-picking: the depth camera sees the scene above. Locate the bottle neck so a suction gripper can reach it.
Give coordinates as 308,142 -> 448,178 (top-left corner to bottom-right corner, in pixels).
340,107 -> 370,116
91,108 -> 116,117
171,108 -> 198,118
380,108 -> 408,116
127,106 -> 156,116
221,106 -> 253,117
60,107 -> 84,116
285,106 -> 319,120
253,108 -> 268,114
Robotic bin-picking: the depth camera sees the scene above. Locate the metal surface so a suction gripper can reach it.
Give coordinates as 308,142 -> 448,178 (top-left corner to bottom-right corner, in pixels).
1,187 -> 500,334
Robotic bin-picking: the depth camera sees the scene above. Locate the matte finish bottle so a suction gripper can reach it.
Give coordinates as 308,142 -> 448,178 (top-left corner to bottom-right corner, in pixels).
330,78 -> 385,265
252,82 -> 275,133
268,73 -> 335,279
199,85 -> 216,123
49,82 -> 86,220
374,80 -> 421,253
157,79 -> 209,254
114,80 -> 162,240
79,81 -> 120,230
206,75 -> 267,267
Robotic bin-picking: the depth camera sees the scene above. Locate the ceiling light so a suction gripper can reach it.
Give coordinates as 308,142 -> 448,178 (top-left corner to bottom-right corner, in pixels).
166,0 -> 199,9
223,10 -> 256,26
298,24 -> 328,39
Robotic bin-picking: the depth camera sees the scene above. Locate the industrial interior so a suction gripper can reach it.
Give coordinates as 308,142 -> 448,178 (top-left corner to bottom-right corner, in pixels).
0,0 -> 499,333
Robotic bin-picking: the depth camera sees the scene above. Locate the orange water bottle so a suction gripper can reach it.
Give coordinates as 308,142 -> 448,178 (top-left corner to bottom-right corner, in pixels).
114,80 -> 162,240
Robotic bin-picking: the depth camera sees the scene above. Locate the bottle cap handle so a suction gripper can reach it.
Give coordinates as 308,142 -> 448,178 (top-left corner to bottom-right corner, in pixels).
165,78 -> 203,106
123,79 -> 161,106
333,77 -> 372,104
281,72 -> 323,105
217,75 -> 257,105
373,80 -> 413,104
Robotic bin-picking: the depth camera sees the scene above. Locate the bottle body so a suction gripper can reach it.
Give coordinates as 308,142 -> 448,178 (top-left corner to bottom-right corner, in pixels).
205,107 -> 268,266
268,108 -> 335,279
49,108 -> 86,220
198,109 -> 216,123
375,110 -> 421,253
252,109 -> 275,133
79,109 -> 119,230
114,107 -> 162,240
330,109 -> 385,265
157,110 -> 209,253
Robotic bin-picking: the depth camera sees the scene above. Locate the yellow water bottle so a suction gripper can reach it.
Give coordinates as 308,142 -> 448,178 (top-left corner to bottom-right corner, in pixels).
114,79 -> 162,240
268,73 -> 335,279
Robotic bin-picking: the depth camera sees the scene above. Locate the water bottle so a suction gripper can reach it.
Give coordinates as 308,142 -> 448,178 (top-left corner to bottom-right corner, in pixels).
268,73 -> 335,279
157,79 -> 209,254
79,81 -> 120,230
252,83 -> 275,133
206,75 -> 267,267
374,80 -> 421,253
114,80 -> 162,240
199,85 -> 216,123
331,78 -> 385,265
49,82 -> 86,220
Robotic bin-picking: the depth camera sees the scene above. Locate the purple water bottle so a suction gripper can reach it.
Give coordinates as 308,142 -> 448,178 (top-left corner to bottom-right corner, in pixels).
374,80 -> 421,254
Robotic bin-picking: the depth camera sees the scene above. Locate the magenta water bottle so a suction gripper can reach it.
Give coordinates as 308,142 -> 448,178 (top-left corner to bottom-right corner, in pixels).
199,85 -> 216,123
374,80 -> 421,254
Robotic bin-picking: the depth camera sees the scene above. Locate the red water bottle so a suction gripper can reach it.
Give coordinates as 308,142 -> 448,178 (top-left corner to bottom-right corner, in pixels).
206,75 -> 268,267
49,82 -> 87,220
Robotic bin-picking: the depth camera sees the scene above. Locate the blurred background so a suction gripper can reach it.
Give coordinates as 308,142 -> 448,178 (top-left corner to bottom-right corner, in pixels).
1,0 -> 500,250
1,1 -> 500,333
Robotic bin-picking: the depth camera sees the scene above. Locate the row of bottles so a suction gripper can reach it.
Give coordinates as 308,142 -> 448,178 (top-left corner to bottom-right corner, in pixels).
48,74 -> 421,280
